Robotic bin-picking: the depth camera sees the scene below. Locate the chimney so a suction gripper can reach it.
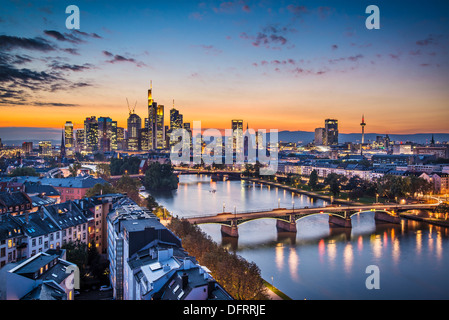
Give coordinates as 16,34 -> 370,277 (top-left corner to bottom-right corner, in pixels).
207,280 -> 215,299
181,272 -> 188,290
39,206 -> 44,220
25,211 -> 29,224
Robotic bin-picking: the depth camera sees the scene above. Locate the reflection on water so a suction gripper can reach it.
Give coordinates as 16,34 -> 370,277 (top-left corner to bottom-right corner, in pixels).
153,175 -> 449,300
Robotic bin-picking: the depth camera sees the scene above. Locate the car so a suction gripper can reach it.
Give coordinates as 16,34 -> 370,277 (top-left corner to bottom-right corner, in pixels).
100,285 -> 112,291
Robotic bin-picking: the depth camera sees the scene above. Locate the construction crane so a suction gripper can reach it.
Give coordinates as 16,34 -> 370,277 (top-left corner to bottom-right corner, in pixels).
126,98 -> 137,115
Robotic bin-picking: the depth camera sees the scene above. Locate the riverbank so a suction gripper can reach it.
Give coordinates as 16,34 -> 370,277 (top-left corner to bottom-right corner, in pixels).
399,212 -> 449,228
263,280 -> 292,300
242,177 -> 360,206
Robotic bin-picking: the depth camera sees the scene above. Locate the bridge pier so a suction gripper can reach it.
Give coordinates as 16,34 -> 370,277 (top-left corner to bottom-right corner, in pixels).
276,219 -> 297,233
328,214 -> 352,228
374,211 -> 401,224
221,220 -> 239,238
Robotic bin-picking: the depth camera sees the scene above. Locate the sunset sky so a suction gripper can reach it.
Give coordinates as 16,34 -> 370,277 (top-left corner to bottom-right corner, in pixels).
1,0 -> 449,141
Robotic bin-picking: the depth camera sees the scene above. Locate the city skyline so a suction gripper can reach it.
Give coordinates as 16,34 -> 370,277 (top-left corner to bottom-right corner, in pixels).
1,0 -> 449,137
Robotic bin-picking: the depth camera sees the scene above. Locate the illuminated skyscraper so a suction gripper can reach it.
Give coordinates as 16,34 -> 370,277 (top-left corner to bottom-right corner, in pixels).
324,119 -> 338,146
64,121 -> 74,149
232,119 -> 243,153
156,104 -> 165,149
98,117 -> 117,152
127,113 -> 142,151
75,129 -> 85,152
314,127 -> 325,146
84,116 -> 98,152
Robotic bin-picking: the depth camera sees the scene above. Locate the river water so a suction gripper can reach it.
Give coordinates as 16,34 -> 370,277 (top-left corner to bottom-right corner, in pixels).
152,174 -> 449,300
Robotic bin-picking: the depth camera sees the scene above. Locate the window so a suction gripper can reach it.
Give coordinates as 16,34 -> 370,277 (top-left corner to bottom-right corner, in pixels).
44,241 -> 48,249
8,239 -> 12,248
0,248 -> 5,257
39,237 -> 42,245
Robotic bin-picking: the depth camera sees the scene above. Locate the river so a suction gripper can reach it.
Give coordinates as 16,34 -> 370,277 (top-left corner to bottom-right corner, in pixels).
152,174 -> 449,300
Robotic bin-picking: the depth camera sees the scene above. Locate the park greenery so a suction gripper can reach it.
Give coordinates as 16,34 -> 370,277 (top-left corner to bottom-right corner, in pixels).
110,157 -> 141,176
9,166 -> 39,177
62,240 -> 109,289
167,217 -> 269,300
282,170 -> 434,202
143,162 -> 178,191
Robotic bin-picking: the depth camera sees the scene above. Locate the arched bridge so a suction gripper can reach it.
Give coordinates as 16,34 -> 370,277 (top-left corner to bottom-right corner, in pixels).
186,203 -> 439,237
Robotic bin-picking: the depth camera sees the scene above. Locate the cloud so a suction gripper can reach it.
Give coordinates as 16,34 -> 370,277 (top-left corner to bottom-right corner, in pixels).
286,4 -> 308,16
416,35 -> 435,46
44,30 -> 102,44
61,48 -> 80,55
44,30 -> 85,44
331,44 -> 338,50
241,23 -> 292,49
195,44 -> 222,55
329,54 -> 364,64
0,35 -> 55,52
49,62 -> 94,72
189,12 -> 204,20
103,50 -> 147,67
242,5 -> 250,12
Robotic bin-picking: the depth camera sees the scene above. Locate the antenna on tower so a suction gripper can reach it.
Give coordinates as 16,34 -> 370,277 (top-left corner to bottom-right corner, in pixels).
133,100 -> 137,114
173,99 -> 175,108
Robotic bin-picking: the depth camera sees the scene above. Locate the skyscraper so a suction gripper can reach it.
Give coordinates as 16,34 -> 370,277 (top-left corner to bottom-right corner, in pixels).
156,104 -> 165,149
324,119 -> 338,146
314,128 -> 325,146
84,116 -> 98,152
75,129 -> 85,152
232,119 -> 243,153
127,112 -> 142,151
64,121 -> 74,149
98,117 -> 115,152
147,81 -> 156,150
147,82 -> 165,150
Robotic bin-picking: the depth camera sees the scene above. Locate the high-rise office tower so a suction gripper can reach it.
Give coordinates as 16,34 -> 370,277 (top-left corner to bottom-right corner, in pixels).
147,81 -> 156,150
84,116 -> 98,152
314,128 -> 325,146
64,121 -> 74,149
127,112 -> 142,151
232,119 -> 244,153
170,105 -> 183,131
75,129 -> 85,152
156,104 -> 165,149
324,119 -> 338,146
39,141 -> 52,156
116,127 -> 125,150
98,117 -> 116,152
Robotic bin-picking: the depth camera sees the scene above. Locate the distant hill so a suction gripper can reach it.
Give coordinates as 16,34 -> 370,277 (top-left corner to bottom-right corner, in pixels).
277,131 -> 449,145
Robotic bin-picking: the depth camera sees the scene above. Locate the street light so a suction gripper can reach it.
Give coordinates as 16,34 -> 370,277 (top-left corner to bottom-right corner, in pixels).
223,202 -> 225,213
278,198 -> 280,208
376,193 -> 379,204
292,201 -> 295,213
